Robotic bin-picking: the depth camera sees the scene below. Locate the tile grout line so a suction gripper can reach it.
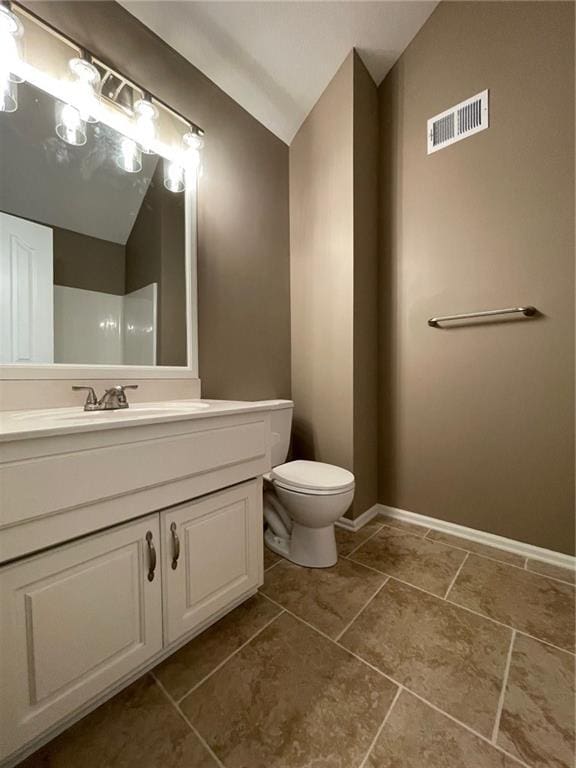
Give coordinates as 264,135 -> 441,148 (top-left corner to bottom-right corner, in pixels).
344,559 -> 459,603
345,523 -> 386,558
523,566 -> 576,587
356,686 -> 402,768
342,556 -> 574,656
443,596 -> 575,657
265,551 -> 575,657
176,608 -> 286,704
345,522 -> 575,584
422,530 -> 529,570
332,652 -> 532,768
443,552 -> 469,599
260,590 -> 533,768
334,577 -> 390,643
395,524 -> 574,581
264,557 -> 282,573
151,673 -> 227,768
258,591 -> 342,643
491,629 -> 516,744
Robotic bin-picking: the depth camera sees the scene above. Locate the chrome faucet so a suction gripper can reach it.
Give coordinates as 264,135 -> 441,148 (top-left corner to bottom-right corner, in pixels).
72,385 -> 139,411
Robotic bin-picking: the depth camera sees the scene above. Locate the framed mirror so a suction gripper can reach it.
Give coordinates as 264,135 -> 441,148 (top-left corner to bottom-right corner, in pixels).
0,77 -> 198,380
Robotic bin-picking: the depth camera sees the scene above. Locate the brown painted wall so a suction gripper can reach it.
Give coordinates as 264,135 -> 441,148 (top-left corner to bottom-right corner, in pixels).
290,52 -> 379,518
378,2 -> 575,553
353,54 -> 379,518
290,54 -> 355,474
53,226 -> 125,295
23,1 -> 291,399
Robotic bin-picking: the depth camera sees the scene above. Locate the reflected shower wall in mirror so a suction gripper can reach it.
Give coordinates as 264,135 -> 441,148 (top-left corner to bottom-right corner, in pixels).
0,81 -> 187,367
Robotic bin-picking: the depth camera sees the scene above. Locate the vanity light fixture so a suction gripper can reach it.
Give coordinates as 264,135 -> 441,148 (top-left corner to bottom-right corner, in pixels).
1,2 -> 206,175
67,51 -> 101,124
0,0 -> 24,113
116,136 -> 142,174
134,93 -> 158,154
55,102 -> 87,146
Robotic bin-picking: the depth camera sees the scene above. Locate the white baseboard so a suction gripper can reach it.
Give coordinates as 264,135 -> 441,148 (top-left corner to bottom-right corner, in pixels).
336,504 -> 380,532
377,504 -> 575,570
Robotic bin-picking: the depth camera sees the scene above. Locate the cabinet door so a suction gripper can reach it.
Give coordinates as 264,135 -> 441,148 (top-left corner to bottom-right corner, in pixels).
0,516 -> 162,762
163,479 -> 263,645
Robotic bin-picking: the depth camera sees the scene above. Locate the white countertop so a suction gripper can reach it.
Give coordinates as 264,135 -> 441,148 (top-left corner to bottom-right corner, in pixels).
0,399 -> 292,442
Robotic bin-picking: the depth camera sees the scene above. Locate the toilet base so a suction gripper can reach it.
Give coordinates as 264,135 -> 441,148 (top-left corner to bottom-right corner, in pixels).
265,523 -> 337,568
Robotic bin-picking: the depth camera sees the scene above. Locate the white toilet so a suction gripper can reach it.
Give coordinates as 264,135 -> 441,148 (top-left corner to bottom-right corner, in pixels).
264,401 -> 355,568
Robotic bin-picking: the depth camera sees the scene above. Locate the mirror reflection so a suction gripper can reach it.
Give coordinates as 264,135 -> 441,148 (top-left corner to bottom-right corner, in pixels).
0,80 -> 188,367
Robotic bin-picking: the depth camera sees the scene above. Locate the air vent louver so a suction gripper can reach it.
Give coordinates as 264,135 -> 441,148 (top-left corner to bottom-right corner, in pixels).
427,89 -> 489,154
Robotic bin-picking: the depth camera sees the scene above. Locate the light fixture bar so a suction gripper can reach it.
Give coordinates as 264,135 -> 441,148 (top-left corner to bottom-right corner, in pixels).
9,0 -> 204,138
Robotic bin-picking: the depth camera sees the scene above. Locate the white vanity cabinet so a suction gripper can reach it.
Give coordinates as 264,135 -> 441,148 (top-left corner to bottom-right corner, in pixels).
0,515 -> 163,762
162,480 -> 263,644
0,479 -> 263,764
0,401 -> 285,766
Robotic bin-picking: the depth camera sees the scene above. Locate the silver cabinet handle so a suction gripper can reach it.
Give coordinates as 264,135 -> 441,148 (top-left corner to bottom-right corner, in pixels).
170,522 -> 180,570
146,531 -> 156,581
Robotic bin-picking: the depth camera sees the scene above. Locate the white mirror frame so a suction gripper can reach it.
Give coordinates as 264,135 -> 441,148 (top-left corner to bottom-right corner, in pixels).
0,178 -> 198,382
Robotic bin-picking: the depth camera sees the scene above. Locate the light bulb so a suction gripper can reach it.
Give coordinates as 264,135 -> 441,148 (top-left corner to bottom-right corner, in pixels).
0,3 -> 23,115
0,69 -> 17,112
134,96 -> 158,154
163,159 -> 185,193
117,137 -> 142,174
183,131 -> 203,176
184,132 -> 204,152
55,103 -> 87,146
0,4 -> 24,84
68,56 -> 101,123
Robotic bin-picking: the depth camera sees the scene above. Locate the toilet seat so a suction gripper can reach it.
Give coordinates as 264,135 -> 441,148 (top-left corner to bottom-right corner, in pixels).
271,460 -> 355,495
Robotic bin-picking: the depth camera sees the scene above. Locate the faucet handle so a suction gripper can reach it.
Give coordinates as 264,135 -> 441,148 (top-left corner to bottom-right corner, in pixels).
110,384 -> 138,408
72,386 -> 98,409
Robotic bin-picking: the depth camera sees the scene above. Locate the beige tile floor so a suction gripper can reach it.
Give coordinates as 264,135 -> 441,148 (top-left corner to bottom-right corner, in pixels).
21,517 -> 575,768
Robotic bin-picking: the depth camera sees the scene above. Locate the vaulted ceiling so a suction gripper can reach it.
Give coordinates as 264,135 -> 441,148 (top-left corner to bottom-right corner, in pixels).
120,1 -> 438,144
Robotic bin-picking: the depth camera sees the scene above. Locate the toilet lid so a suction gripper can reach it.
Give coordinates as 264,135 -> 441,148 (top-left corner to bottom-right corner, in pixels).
271,460 -> 355,493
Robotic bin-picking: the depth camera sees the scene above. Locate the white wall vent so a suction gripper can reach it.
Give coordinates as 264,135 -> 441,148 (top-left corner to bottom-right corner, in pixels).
427,89 -> 489,154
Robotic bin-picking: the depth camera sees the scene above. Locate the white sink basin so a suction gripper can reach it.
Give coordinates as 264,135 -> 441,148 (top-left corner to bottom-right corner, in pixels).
9,401 -> 210,423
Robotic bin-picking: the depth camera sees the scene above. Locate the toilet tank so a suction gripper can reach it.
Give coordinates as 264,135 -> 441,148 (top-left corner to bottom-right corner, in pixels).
266,400 -> 294,467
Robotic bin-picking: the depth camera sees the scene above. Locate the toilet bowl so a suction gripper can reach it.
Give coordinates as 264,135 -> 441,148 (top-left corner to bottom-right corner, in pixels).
262,402 -> 355,568
264,460 -> 355,567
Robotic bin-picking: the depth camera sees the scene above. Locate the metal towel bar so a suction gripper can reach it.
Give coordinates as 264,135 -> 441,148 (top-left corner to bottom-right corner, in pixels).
428,306 -> 537,328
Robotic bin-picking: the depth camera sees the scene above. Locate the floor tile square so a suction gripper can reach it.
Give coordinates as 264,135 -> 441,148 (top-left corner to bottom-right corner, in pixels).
349,527 -> 466,596
264,546 -> 281,570
526,558 -> 575,585
448,555 -> 575,651
155,594 -> 281,700
426,530 -> 525,567
180,612 -> 398,768
260,557 -> 386,638
368,691 -> 519,768
20,676 -> 218,768
497,634 -> 575,768
340,579 -> 511,736
335,518 -> 383,556
378,517 -> 430,537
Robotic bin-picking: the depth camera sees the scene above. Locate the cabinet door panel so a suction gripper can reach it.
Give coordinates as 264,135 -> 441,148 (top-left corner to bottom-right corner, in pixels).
163,479 -> 263,645
0,516 -> 162,763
